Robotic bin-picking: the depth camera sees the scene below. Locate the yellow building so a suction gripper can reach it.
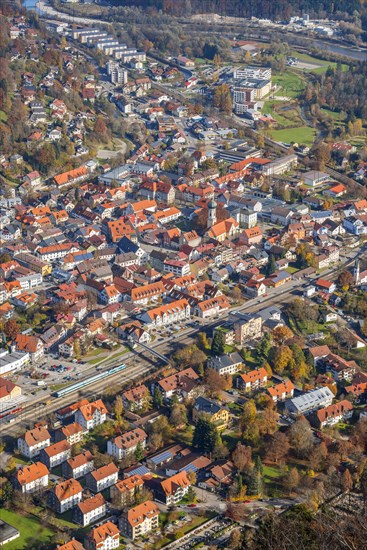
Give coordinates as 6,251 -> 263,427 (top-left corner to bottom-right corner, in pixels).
0,377 -> 22,403
192,397 -> 229,430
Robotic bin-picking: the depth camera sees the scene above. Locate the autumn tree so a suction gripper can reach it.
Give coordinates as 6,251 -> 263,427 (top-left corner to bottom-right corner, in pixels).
213,83 -> 232,114
283,467 -> 300,494
272,326 -> 293,346
259,404 -> 278,436
265,431 -> 290,463
341,468 -> 353,494
289,418 -> 314,458
337,270 -> 354,291
232,442 -> 252,473
114,395 -> 124,424
4,319 -> 20,340
169,403 -> 187,428
205,368 -> 227,397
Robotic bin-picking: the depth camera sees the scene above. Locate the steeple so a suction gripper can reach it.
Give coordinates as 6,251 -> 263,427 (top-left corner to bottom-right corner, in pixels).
207,199 -> 217,229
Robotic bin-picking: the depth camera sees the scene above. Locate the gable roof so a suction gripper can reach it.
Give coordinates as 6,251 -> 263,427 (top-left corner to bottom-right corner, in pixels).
126,500 -> 159,527
161,471 -> 190,496
54,478 -> 82,501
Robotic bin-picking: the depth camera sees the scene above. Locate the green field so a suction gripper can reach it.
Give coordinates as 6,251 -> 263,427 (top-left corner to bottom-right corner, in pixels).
263,100 -> 303,128
0,509 -> 54,549
289,50 -> 348,74
0,110 -> 7,122
272,71 -> 306,98
269,126 -> 316,146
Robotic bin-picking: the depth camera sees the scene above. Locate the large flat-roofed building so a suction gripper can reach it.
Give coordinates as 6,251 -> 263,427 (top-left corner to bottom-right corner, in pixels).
285,387 -> 334,417
232,78 -> 271,100
234,66 -> 272,80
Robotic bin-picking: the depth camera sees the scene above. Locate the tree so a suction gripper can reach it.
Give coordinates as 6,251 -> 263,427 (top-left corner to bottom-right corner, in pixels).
265,431 -> 290,463
337,270 -> 354,290
256,332 -> 272,360
187,470 -> 197,486
359,462 -> 367,507
341,468 -> 353,494
135,442 -> 145,462
211,330 -> 225,356
229,286 -> 242,302
232,442 -> 252,473
247,465 -> 263,496
260,405 -> 278,435
272,326 -> 294,346
4,319 -> 20,340
229,528 -> 242,549
289,418 -> 313,458
205,367 -> 226,397
270,346 -> 293,375
94,115 -> 108,136
197,332 -> 209,350
149,432 -> 163,451
114,395 -> 124,424
153,387 -> 163,408
169,403 -> 187,428
283,467 -> 300,494
192,418 -> 217,453
73,340 -> 81,360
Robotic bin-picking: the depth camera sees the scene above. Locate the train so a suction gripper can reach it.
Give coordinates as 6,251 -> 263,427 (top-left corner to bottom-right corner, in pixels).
0,406 -> 23,420
53,364 -> 127,398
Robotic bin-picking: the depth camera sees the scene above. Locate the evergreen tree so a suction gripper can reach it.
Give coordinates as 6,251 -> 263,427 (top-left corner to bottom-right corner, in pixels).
135,442 -> 144,462
153,387 -> 163,408
192,418 -> 217,453
211,330 -> 225,356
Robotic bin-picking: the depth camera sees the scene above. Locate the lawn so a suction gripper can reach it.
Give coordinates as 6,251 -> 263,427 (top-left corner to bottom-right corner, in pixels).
272,71 -> 306,98
263,464 -> 284,497
222,430 -> 240,451
263,100 -> 303,128
286,266 -> 299,274
0,509 -> 54,549
289,49 -> 348,74
269,126 -> 316,146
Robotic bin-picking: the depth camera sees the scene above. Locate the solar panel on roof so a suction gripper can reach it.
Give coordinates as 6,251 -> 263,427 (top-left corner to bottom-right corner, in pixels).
181,463 -> 198,473
128,465 -> 150,477
151,451 -> 173,464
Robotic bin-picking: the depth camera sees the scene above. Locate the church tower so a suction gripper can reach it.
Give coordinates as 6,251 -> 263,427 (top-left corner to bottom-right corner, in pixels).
207,199 -> 217,228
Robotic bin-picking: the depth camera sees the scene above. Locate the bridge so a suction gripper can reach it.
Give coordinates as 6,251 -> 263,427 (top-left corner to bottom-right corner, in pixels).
131,340 -> 171,365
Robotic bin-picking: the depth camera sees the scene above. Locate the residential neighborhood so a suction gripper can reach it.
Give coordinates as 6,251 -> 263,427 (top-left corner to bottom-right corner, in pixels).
0,1 -> 367,550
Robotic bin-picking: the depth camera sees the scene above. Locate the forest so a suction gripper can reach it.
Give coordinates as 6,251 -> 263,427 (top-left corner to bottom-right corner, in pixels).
114,0 -> 364,20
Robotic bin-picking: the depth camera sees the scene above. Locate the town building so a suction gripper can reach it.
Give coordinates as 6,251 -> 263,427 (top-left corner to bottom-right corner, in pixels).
74,493 -> 106,527
107,428 -> 147,460
86,463 -> 119,493
15,462 -> 49,493
18,426 -> 51,459
119,500 -> 159,540
84,521 -> 120,550
49,478 -> 83,513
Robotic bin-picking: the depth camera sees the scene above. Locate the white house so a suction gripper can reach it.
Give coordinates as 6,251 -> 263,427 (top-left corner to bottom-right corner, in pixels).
75,399 -> 107,431
18,426 -> 51,459
15,462 -> 49,493
86,463 -> 119,493
74,493 -> 106,527
107,428 -> 147,460
49,479 -> 83,513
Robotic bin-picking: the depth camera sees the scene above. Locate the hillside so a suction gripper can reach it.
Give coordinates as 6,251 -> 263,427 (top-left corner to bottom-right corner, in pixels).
112,0 -> 362,19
